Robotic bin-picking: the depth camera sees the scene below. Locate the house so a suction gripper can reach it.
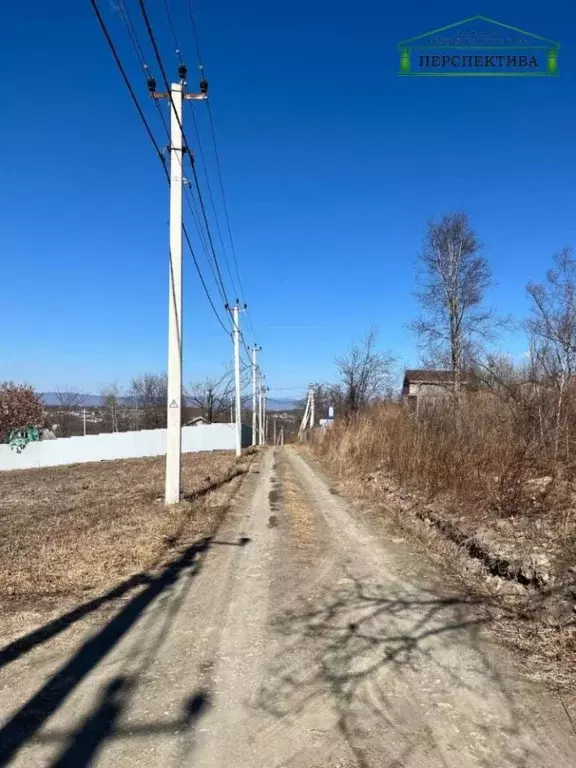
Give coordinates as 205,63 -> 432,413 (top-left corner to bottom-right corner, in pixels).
402,369 -> 471,409
270,411 -> 297,423
185,415 -> 208,427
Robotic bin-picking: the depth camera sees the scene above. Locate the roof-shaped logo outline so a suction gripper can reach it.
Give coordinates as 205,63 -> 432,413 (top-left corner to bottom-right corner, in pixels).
398,15 -> 559,50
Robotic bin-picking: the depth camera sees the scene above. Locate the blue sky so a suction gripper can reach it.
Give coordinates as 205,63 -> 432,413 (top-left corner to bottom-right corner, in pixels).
0,1 -> 574,397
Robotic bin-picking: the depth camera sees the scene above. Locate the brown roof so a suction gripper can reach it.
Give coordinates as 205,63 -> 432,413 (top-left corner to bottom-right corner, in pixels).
404,369 -> 460,384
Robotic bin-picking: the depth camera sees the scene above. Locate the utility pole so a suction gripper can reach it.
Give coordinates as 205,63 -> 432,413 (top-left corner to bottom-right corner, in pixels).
273,416 -> 277,446
83,408 -> 87,437
149,66 -> 207,504
230,303 -> 243,457
280,425 -> 284,446
263,386 -> 268,445
298,389 -> 311,439
258,379 -> 266,445
165,81 -> 184,503
309,384 -> 315,429
251,346 -> 261,446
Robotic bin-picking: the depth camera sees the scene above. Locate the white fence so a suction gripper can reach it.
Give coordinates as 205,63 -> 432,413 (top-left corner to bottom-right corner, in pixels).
0,424 -> 253,472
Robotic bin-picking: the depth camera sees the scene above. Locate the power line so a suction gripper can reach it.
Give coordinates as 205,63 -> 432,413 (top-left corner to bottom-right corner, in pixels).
162,0 -> 241,299
132,58 -> 226,311
183,226 -> 230,336
117,0 -> 150,80
91,0 -> 165,169
185,0 -> 204,69
189,162 -> 230,305
161,0 -> 183,63
187,102 -> 241,299
185,0 -> 257,342
137,0 -> 231,309
91,0 -> 230,337
117,0 -> 231,324
153,0 -> 258,346
158,0 -> 240,304
225,304 -> 253,365
205,101 -> 247,307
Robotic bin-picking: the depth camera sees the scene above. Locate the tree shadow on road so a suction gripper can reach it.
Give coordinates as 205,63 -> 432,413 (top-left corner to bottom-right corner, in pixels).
257,574 -> 568,768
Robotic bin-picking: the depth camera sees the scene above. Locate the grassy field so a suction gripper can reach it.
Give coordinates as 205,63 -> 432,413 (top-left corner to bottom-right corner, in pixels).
0,451 -> 254,608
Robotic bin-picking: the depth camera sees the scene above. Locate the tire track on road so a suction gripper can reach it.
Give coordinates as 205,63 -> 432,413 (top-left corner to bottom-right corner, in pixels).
276,446 -> 576,768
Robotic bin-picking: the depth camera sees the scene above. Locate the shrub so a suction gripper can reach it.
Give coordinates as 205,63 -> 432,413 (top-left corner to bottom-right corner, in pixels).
0,382 -> 44,442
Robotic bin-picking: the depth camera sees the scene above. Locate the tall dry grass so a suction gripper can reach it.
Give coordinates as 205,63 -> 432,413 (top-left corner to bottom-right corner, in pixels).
313,387 -> 576,522
311,387 -> 576,688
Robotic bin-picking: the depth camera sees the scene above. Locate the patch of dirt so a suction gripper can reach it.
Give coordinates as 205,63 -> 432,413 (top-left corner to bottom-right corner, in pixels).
356,468 -> 576,590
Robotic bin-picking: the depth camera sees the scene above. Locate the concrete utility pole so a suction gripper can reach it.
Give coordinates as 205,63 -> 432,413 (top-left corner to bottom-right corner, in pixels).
83,408 -> 87,437
263,386 -> 268,445
273,417 -> 277,446
309,384 -> 315,429
258,379 -> 265,445
251,346 -> 261,446
231,304 -> 243,457
298,389 -> 311,439
150,68 -> 207,505
280,425 -> 284,446
258,382 -> 263,445
165,82 -> 184,504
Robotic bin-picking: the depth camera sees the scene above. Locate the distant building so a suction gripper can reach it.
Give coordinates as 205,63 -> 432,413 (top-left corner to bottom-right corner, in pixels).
270,411 -> 297,423
185,415 -> 208,427
402,369 -> 472,410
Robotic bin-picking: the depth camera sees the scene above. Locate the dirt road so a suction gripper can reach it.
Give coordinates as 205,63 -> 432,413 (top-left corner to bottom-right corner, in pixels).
1,447 -> 575,767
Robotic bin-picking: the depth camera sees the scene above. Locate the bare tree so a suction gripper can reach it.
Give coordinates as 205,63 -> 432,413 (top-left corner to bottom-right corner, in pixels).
412,212 -> 492,402
129,373 -> 167,430
101,383 -> 123,433
186,370 -> 234,424
309,383 -> 333,422
527,247 -> 576,462
333,328 -> 395,415
54,387 -> 86,437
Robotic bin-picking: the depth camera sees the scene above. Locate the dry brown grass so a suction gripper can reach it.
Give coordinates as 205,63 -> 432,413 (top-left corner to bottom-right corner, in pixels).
0,451 -> 255,605
276,452 -> 316,548
300,443 -> 576,690
307,395 -> 576,689
312,399 -> 576,584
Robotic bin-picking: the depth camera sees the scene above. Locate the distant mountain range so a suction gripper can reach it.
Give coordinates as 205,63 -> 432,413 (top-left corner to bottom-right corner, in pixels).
40,393 -> 299,411
265,398 -> 299,411
40,393 -> 132,407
